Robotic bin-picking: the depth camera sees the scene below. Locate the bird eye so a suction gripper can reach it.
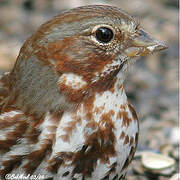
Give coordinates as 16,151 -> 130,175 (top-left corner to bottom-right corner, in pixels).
95,27 -> 114,43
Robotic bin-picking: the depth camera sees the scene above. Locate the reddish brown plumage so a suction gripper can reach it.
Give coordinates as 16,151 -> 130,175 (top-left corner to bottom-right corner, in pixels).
0,5 -> 167,180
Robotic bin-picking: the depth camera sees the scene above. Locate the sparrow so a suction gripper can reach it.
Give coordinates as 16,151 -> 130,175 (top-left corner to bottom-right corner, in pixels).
0,5 -> 167,180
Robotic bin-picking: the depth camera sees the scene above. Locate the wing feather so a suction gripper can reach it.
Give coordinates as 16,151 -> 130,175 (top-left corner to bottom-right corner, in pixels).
0,72 -> 10,112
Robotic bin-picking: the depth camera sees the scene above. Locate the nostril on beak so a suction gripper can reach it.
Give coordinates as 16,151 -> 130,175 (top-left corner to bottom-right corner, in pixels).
133,29 -> 168,53
134,29 -> 157,47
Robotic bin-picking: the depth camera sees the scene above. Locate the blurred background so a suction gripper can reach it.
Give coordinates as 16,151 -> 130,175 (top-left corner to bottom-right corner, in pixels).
0,0 -> 179,179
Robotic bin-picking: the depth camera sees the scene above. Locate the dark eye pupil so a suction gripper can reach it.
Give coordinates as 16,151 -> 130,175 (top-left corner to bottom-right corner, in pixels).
95,27 -> 114,43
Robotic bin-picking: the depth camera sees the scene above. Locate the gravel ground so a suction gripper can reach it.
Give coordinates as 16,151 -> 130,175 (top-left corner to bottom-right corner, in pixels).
0,0 -> 179,179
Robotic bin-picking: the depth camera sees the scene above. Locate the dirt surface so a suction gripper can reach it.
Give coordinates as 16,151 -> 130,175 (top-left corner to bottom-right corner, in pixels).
0,0 -> 179,179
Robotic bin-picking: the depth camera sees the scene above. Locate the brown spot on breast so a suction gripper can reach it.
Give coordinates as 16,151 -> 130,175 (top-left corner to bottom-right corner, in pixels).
60,115 -> 82,143
120,131 -> 125,139
99,110 -> 115,130
121,111 -> 131,127
130,137 -> 134,146
86,121 -> 98,131
117,110 -> 132,127
123,135 -> 129,145
84,95 -> 95,120
120,105 -> 126,111
60,134 -> 69,142
117,111 -> 122,119
60,121 -> 76,143
46,125 -> 57,132
72,145 -> 98,177
47,158 -> 63,174
117,84 -> 123,90
94,105 -> 105,114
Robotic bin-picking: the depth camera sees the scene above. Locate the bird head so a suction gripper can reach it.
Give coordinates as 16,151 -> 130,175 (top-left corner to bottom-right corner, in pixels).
8,5 -> 167,117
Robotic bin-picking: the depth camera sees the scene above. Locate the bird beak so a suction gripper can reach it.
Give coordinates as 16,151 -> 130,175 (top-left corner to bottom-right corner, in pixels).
124,29 -> 168,57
